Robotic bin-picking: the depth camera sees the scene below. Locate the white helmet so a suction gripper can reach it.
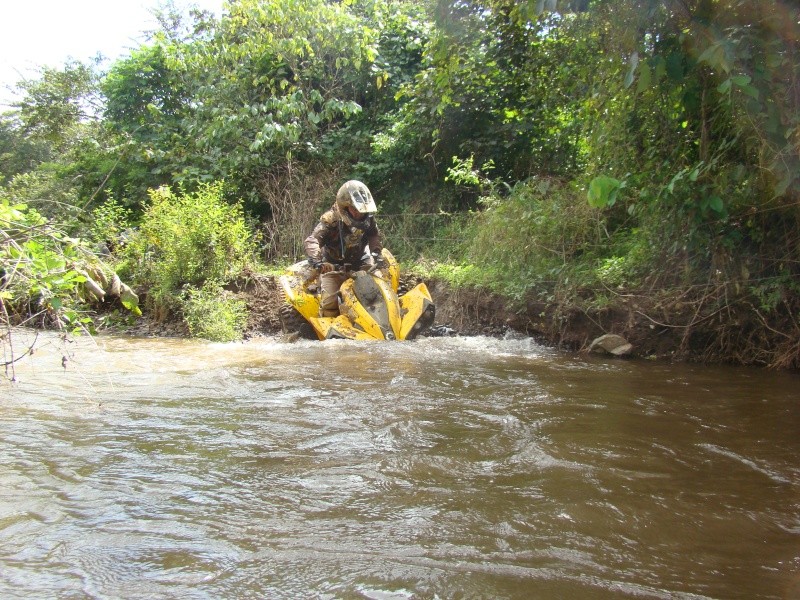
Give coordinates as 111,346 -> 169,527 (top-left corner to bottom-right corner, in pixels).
336,180 -> 377,216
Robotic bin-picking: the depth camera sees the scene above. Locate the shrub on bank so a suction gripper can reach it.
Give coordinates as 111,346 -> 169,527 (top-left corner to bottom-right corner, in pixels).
182,280 -> 248,342
122,182 -> 256,337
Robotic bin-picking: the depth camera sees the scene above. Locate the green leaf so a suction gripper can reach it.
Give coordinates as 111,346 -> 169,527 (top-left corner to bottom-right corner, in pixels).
624,70 -> 634,89
624,52 -> 639,89
667,170 -> 684,193
121,297 -> 137,310
666,51 -> 685,80
741,85 -> 760,100
707,196 -> 724,213
697,43 -> 725,71
653,56 -> 666,83
588,176 -> 622,208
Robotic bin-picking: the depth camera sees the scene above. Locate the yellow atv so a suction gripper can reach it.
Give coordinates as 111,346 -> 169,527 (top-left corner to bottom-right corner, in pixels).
278,249 -> 435,341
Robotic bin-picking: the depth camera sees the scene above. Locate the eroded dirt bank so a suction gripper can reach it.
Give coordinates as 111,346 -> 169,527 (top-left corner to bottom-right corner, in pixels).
224,274 -> 798,368
124,273 -> 797,369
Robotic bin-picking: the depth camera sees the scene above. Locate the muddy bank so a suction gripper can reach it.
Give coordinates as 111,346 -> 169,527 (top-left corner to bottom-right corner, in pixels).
122,273 -> 798,369
425,279 -> 800,369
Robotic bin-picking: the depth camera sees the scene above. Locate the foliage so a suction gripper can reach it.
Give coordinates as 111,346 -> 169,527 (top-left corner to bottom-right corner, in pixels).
462,177 -> 601,295
87,198 -> 133,249
0,115 -> 50,183
256,163 -> 340,261
101,43 -> 196,205
0,0 -> 798,367
345,1 -> 433,184
408,259 -> 479,288
381,209 -> 467,263
13,59 -> 102,150
0,194 -> 143,379
123,182 -> 255,314
391,3 -> 595,188
445,155 -> 496,192
5,58 -> 133,218
0,198 -> 85,326
101,0 -> 388,215
181,280 -> 248,342
578,0 -> 798,252
1,168 -> 81,223
587,176 -> 624,209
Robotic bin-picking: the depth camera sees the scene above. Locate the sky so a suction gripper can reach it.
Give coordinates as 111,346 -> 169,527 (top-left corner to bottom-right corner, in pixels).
0,0 -> 225,108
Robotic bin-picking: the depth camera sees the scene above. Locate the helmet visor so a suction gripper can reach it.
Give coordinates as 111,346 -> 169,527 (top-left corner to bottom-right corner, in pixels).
349,187 -> 377,215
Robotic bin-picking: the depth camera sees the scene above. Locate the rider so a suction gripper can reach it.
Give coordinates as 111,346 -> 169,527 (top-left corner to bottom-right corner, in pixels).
304,180 -> 384,317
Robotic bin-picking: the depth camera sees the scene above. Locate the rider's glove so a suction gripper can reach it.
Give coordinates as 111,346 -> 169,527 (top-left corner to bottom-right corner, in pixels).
309,258 -> 333,273
372,252 -> 386,268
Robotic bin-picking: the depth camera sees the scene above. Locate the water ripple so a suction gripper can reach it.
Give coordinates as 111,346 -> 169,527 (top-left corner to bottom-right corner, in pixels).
1,332 -> 798,599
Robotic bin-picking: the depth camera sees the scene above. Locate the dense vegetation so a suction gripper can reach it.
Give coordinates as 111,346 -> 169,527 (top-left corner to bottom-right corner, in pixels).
1,0 -> 798,371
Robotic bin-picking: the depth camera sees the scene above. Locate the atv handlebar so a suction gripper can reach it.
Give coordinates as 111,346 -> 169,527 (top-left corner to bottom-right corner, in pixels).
309,257 -> 385,275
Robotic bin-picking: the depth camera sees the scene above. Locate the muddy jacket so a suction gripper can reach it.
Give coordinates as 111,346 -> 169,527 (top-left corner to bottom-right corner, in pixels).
304,205 -> 382,267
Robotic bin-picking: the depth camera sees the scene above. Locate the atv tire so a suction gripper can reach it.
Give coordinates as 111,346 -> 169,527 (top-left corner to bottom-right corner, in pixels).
279,304 -> 318,340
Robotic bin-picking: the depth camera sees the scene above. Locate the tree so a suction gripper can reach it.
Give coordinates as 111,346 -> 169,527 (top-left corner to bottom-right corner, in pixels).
102,43 -> 194,204
0,115 -> 50,183
13,60 -> 103,151
100,0 -> 401,222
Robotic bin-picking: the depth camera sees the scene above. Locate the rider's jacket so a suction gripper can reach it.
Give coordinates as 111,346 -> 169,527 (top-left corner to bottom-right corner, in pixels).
304,204 -> 382,267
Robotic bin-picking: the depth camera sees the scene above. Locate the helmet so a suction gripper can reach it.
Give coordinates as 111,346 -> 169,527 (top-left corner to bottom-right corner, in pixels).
336,180 -> 377,216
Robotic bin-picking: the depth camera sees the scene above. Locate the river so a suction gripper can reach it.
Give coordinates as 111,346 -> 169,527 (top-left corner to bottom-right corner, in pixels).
1,330 -> 798,599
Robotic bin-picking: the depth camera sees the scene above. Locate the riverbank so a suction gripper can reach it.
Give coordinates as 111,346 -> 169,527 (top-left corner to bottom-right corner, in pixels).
114,272 -> 797,369
137,273 -> 796,369
427,278 -> 799,369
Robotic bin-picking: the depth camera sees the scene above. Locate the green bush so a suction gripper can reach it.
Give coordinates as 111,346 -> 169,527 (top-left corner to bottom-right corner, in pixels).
182,280 -> 248,342
124,182 -> 255,313
3,169 -> 80,224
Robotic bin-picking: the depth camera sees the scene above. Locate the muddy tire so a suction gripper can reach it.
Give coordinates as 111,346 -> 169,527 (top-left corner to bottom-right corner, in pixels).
405,303 -> 436,340
279,304 -> 318,340
397,274 -> 415,297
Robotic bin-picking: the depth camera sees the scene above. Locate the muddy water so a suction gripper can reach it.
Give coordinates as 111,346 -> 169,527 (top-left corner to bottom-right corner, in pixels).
1,331 -> 798,599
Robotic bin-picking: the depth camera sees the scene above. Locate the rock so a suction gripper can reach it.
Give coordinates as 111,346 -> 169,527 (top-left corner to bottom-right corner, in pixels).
426,324 -> 457,337
588,333 -> 632,356
107,273 -> 122,298
81,274 -> 106,302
